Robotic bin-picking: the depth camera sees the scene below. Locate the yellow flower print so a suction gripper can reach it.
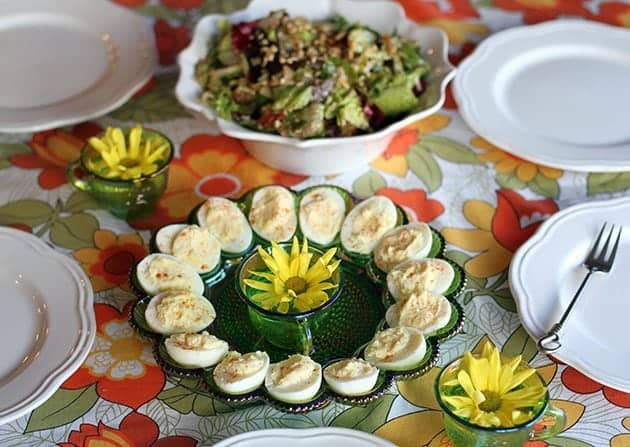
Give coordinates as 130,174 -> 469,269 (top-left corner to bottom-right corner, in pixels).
611,417 -> 630,447
371,114 -> 451,177
473,137 -> 562,183
424,19 -> 489,45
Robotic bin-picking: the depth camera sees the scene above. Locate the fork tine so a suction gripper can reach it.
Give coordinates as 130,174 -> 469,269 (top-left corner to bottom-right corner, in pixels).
606,225 -> 623,266
595,224 -> 616,263
588,223 -> 608,261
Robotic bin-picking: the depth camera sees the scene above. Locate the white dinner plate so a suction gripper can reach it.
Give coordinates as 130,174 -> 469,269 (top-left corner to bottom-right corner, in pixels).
0,0 -> 156,133
454,20 -> 630,172
0,227 -> 95,425
214,428 -> 396,447
510,196 -> 630,392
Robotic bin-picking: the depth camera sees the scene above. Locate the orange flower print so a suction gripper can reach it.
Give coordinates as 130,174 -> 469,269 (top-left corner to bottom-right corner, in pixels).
73,230 -> 148,292
371,114 -> 451,177
58,411 -> 197,447
63,303 -> 165,410
377,187 -> 444,223
9,122 -> 102,189
130,134 -> 305,231
472,137 -> 563,183
561,366 -> 630,408
491,0 -> 588,24
396,0 -> 488,45
590,2 -> 630,27
442,189 -> 557,277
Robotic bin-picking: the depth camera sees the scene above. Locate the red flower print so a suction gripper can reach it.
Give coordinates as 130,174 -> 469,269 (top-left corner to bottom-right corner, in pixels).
491,0 -> 588,24
377,187 -> 444,223
444,42 -> 477,109
396,0 -> 479,21
130,134 -> 305,231
112,0 -> 147,6
492,189 -> 558,252
153,20 -> 190,66
62,303 -> 165,410
160,0 -> 203,9
7,223 -> 32,233
561,366 -> 630,408
9,122 -> 102,189
590,2 -> 630,27
58,411 -> 197,447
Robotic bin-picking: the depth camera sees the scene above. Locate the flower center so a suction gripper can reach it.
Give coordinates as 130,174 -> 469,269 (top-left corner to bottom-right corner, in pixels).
119,158 -> 140,168
110,337 -> 144,361
285,276 -> 308,294
479,391 -> 502,412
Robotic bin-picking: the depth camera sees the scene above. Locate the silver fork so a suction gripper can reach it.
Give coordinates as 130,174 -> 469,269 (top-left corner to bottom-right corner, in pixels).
538,222 -> 622,353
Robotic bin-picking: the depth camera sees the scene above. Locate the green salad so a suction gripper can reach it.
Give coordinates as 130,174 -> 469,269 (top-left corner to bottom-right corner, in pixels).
195,10 -> 431,139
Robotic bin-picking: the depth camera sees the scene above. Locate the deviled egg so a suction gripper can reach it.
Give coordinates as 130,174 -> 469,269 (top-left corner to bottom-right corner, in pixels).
364,327 -> 427,371
387,258 -> 455,300
164,331 -> 228,368
341,196 -> 398,255
196,197 -> 253,254
373,222 -> 432,273
385,290 -> 452,334
135,253 -> 204,296
323,358 -> 379,397
265,354 -> 322,404
155,224 -> 221,274
145,290 -> 216,335
213,351 -> 270,395
299,187 -> 346,246
248,185 -> 297,242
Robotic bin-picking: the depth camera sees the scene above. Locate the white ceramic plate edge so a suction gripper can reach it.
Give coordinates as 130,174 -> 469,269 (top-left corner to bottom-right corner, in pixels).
0,228 -> 96,425
454,19 -> 630,172
213,428 -> 397,447
175,0 -> 455,149
509,195 -> 630,392
0,0 -> 157,133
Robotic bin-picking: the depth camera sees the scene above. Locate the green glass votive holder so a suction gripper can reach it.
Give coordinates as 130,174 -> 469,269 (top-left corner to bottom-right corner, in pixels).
66,128 -> 173,221
236,245 -> 342,355
435,356 -> 566,447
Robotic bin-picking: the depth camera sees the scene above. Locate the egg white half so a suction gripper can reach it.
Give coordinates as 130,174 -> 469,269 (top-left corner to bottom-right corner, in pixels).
248,185 -> 297,242
323,358 -> 379,397
265,354 -> 322,404
385,290 -> 452,335
214,351 -> 270,395
373,222 -> 433,273
299,187 -> 346,246
341,196 -> 398,255
136,253 -> 204,296
144,290 -> 216,335
164,331 -> 228,368
155,224 -> 221,274
364,327 -> 427,371
196,197 -> 253,254
387,258 -> 455,300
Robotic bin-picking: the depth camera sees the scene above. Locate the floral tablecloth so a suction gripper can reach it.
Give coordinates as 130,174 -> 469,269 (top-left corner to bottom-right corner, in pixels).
1,1 -> 630,446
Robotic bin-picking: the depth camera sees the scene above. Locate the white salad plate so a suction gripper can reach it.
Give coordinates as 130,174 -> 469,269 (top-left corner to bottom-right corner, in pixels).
176,0 -> 454,176
510,196 -> 630,392
0,0 -> 156,133
0,227 -> 95,425
455,20 -> 630,172
214,428 -> 396,447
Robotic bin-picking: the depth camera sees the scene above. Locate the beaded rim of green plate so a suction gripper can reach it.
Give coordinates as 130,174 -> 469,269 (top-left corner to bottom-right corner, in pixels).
129,184 -> 467,412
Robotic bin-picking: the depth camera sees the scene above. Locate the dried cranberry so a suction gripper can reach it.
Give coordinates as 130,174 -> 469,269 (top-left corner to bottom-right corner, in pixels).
364,103 -> 385,128
231,20 -> 258,50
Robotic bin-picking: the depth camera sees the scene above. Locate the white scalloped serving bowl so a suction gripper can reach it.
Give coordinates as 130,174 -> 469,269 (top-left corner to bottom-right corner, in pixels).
176,0 -> 454,176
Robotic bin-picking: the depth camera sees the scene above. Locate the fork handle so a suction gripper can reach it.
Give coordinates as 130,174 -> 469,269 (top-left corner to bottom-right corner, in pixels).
537,270 -> 594,354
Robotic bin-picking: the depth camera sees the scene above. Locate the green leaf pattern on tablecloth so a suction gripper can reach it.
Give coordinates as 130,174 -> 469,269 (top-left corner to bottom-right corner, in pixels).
158,377 -> 233,417
330,395 -> 396,433
24,385 -> 98,433
502,325 -> 539,364
587,172 -> 630,195
352,170 -> 387,198
407,143 -> 442,192
0,200 -> 54,228
108,72 -> 191,122
420,135 -> 484,165
50,213 -> 100,250
64,190 -> 100,213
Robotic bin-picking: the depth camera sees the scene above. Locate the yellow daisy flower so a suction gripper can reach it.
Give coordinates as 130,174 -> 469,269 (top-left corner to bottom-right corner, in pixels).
243,237 -> 340,314
439,342 -> 546,428
86,125 -> 170,180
